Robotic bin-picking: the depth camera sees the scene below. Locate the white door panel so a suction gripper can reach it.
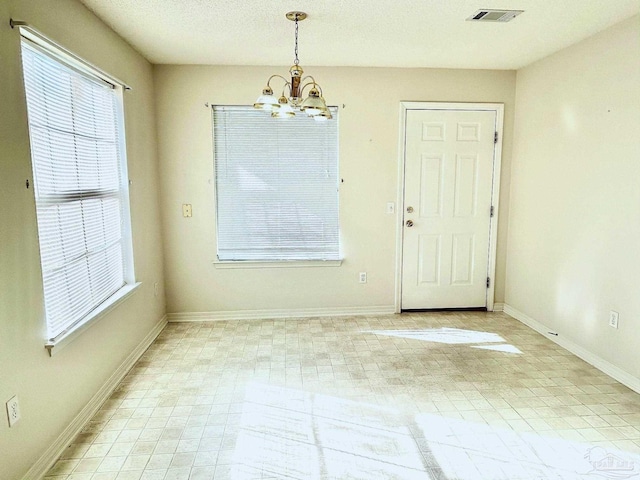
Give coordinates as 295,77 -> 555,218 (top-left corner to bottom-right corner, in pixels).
401,109 -> 496,309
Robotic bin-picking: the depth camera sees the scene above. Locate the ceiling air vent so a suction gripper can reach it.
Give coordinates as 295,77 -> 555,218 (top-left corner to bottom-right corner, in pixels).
467,9 -> 524,22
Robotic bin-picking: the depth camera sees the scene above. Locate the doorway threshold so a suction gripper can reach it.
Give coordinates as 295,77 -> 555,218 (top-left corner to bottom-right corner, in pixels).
401,307 -> 488,313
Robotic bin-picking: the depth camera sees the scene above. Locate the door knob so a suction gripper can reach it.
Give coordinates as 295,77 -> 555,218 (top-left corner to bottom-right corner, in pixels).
406,220 -> 414,227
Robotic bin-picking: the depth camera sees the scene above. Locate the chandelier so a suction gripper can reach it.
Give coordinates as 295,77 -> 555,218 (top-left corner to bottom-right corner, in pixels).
254,12 -> 332,121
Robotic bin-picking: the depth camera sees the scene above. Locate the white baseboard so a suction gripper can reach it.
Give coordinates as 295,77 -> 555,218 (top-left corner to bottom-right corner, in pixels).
503,304 -> 640,395
492,302 -> 505,312
167,306 -> 396,322
24,315 -> 168,480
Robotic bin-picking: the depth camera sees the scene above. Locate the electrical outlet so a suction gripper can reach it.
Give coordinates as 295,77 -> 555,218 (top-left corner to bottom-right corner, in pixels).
6,396 -> 20,427
359,272 -> 367,283
609,310 -> 619,329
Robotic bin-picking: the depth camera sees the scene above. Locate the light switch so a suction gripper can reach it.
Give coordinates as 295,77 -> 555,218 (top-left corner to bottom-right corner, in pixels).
182,204 -> 192,217
386,202 -> 395,214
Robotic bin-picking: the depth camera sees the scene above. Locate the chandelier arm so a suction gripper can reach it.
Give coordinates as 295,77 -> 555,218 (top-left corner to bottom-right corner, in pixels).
299,81 -> 323,97
301,75 -> 317,85
266,74 -> 290,88
298,82 -> 314,97
280,83 -> 293,97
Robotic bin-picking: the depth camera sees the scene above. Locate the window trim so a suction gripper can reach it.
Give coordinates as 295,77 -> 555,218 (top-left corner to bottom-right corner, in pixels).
19,26 -> 137,354
18,24 -> 131,91
45,283 -> 141,356
213,260 -> 342,269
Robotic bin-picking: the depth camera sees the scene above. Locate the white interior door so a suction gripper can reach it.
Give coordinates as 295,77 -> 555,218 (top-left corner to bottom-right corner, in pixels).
401,108 -> 497,309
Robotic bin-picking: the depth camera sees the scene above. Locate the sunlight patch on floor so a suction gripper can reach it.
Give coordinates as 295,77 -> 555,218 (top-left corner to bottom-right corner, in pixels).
472,343 -> 523,354
368,327 -> 505,345
416,412 -> 640,480
229,382 -> 430,479
227,382 -> 640,480
368,327 -> 523,354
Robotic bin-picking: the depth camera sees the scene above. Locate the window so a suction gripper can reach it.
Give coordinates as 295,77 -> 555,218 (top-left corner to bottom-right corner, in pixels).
213,106 -> 340,262
20,32 -> 135,346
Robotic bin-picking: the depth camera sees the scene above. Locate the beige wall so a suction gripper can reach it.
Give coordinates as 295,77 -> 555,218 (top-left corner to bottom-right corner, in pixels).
0,1 -> 165,478
506,17 -> 640,378
154,65 -> 516,315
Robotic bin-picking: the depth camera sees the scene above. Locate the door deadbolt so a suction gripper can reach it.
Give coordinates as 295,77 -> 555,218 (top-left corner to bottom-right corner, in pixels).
406,206 -> 414,213
406,220 -> 414,227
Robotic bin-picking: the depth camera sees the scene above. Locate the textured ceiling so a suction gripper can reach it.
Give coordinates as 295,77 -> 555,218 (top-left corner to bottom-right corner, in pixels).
78,0 -> 639,69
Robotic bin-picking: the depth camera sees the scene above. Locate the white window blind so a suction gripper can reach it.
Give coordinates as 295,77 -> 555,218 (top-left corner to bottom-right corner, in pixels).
21,38 -> 132,341
213,106 -> 340,261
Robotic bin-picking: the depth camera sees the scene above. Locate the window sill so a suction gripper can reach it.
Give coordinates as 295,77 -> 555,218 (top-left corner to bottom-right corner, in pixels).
45,282 -> 141,356
213,260 -> 343,269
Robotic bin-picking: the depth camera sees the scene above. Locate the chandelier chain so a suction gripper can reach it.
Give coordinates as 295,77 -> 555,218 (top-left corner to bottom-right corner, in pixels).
294,16 -> 299,65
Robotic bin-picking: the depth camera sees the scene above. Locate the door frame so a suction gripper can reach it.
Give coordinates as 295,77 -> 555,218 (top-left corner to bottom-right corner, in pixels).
395,102 -> 505,313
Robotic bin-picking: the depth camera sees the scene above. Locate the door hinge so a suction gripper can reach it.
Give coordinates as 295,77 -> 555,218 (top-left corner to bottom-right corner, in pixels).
490,206 -> 494,218
486,277 -> 491,288
494,131 -> 498,144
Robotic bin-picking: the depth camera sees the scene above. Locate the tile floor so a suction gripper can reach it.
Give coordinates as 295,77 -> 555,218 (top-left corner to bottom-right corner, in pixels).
45,312 -> 640,479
